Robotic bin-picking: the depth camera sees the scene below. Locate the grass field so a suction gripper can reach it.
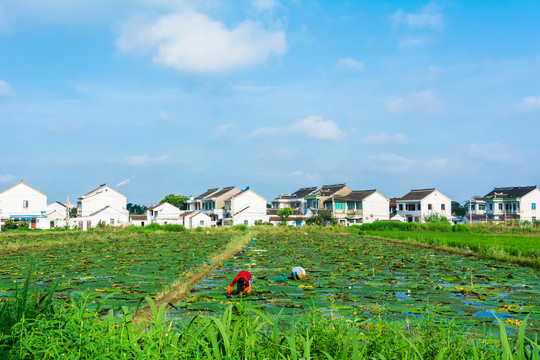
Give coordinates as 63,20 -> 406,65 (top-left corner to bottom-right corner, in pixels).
0,228 -> 539,358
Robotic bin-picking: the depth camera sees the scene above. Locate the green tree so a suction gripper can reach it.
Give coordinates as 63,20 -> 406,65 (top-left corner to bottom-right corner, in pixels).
127,203 -> 148,215
451,201 -> 466,217
305,210 -> 337,226
276,207 -> 293,225
160,194 -> 189,210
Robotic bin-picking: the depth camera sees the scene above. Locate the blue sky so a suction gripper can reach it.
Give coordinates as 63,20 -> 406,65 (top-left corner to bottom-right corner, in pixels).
1,0 -> 539,205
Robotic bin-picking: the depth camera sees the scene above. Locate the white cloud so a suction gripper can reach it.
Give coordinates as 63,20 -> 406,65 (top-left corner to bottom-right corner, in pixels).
123,155 -> 170,166
116,11 -> 286,73
252,0 -> 279,12
337,57 -> 365,71
213,123 -> 235,138
361,133 -> 407,145
367,153 -> 447,174
0,174 -> 15,183
250,115 -> 345,141
515,96 -> 540,112
391,1 -> 444,30
0,80 -> 12,96
398,36 -> 432,48
385,89 -> 441,115
116,178 -> 131,187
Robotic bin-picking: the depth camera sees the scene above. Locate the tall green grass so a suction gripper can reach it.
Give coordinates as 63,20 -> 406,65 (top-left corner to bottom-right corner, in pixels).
1,290 -> 538,359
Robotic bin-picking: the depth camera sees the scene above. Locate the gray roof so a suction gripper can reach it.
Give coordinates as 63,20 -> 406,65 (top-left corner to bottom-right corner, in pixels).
399,188 -> 436,201
326,190 -> 377,203
195,188 -> 219,200
204,186 -> 236,199
484,186 -> 537,199
130,215 -> 147,221
319,184 -> 348,196
292,187 -> 318,198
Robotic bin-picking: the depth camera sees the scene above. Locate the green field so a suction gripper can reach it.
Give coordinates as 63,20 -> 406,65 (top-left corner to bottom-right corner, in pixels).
1,229 -> 539,358
0,232 -> 233,307
171,233 -> 540,334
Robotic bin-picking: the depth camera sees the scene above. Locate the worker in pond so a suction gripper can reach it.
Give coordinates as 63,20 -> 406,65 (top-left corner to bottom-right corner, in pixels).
226,270 -> 252,298
291,266 -> 307,280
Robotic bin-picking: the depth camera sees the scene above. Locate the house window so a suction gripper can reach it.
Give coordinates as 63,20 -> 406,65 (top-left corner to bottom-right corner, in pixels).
533,203 -> 536,210
398,204 -> 403,211
356,202 -> 362,210
200,220 -> 204,226
23,200 -> 29,208
110,218 -> 114,225
335,202 -> 345,211
244,220 -> 249,225
479,204 -> 485,210
347,202 -> 354,210
325,202 -> 332,210
498,204 -> 503,210
488,204 -> 493,211
441,204 -> 445,210
428,204 -> 432,210
505,204 -> 510,211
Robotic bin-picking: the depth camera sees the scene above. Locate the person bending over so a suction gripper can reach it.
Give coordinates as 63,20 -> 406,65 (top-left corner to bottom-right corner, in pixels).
291,266 -> 307,280
226,270 -> 252,298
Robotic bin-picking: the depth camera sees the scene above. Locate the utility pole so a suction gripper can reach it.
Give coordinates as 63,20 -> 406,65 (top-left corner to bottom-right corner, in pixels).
66,192 -> 69,223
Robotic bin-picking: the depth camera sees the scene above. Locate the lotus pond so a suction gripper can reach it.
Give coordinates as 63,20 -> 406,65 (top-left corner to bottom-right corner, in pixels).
172,234 -> 540,334
0,232 -> 232,307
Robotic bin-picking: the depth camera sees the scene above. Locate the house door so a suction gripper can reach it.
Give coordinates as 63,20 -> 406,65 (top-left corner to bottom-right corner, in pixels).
87,221 -> 91,229
79,221 -> 83,229
31,220 -> 36,229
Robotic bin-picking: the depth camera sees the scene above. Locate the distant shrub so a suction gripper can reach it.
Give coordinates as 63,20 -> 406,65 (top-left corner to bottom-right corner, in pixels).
144,223 -> 162,231
162,224 -> 186,232
452,224 -> 471,232
234,224 -> 248,231
423,213 -> 449,223
426,222 -> 452,232
194,226 -> 204,232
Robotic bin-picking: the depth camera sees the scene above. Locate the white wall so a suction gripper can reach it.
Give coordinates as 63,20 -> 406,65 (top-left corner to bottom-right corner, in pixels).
422,191 -> 451,219
79,186 -> 127,217
231,190 -> 269,226
0,182 -> 47,219
520,189 -> 540,221
146,203 -> 182,225
190,213 -> 211,228
362,192 -> 390,223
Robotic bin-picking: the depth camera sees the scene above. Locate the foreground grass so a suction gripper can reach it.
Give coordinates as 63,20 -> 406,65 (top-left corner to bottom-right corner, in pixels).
1,290 -> 538,360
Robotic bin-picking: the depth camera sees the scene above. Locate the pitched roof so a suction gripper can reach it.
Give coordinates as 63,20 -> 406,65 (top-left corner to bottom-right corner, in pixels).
292,186 -> 318,198
329,190 -> 378,202
194,188 -> 219,200
204,186 -> 236,199
89,205 -> 128,217
180,211 -> 195,218
399,188 -> 436,201
319,184 -> 348,196
483,186 -> 538,199
0,180 -> 47,197
80,184 -> 126,199
146,203 -> 164,211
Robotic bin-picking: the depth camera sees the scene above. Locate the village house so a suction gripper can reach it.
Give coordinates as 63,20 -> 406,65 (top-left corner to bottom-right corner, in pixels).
129,214 -> 147,227
187,186 -> 239,225
223,188 -> 269,226
323,189 -> 390,225
74,184 -> 129,230
468,186 -> 540,222
396,188 -> 451,223
180,211 -> 211,229
302,184 -> 353,214
145,202 -> 183,225
271,186 -> 318,213
0,180 -> 49,229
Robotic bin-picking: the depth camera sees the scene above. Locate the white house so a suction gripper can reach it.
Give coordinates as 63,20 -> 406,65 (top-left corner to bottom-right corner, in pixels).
180,211 -> 211,229
271,187 -> 318,213
129,214 -> 148,227
396,188 -> 451,223
0,180 -> 49,229
187,186 -> 239,224
322,189 -> 390,225
145,202 -> 183,225
267,208 -> 306,226
468,186 -> 540,222
75,184 -> 129,230
223,188 -> 269,226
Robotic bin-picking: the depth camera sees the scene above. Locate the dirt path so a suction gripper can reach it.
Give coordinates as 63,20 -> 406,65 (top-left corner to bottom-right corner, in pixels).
134,233 -> 252,323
